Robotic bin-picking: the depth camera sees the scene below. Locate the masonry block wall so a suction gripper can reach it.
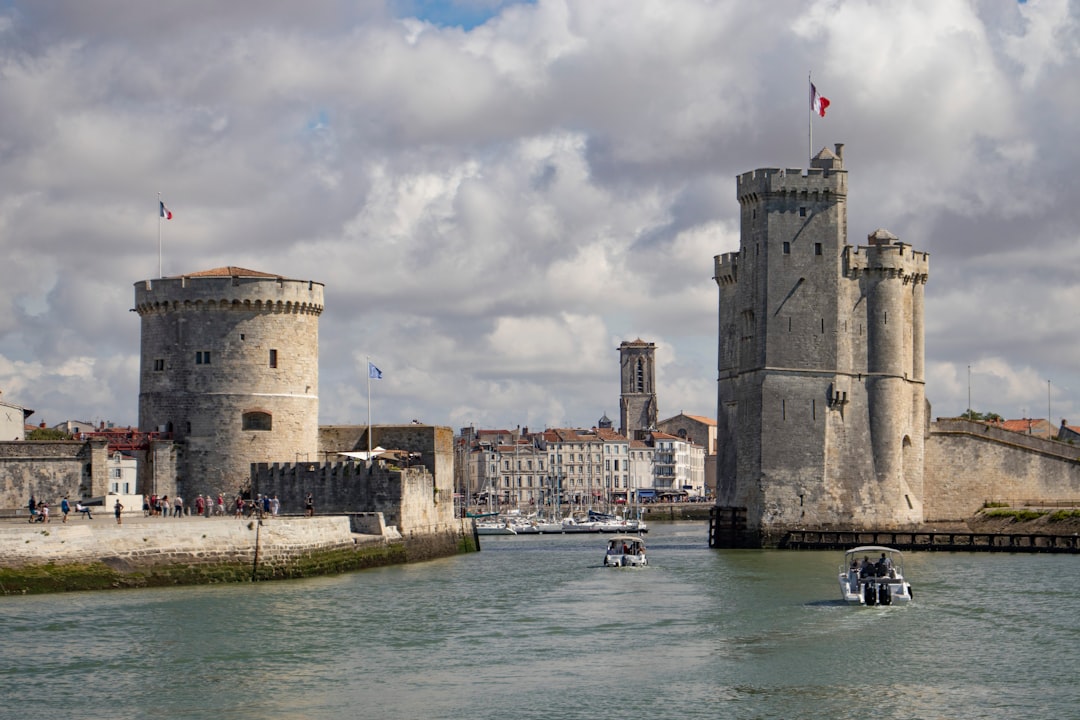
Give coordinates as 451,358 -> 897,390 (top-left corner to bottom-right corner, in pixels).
251,461 -> 455,532
318,424 -> 455,495
924,419 -> 1080,520
0,439 -> 109,508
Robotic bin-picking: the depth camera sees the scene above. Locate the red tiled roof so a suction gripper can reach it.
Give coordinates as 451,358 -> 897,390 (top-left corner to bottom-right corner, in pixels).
994,418 -> 1049,433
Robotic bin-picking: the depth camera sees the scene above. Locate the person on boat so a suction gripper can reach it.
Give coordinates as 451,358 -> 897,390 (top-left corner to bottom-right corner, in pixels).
859,556 -> 872,577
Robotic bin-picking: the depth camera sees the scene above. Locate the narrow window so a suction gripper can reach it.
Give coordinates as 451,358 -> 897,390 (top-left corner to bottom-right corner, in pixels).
821,318 -> 825,333
153,358 -> 165,372
240,333 -> 245,341
269,349 -> 278,368
782,399 -> 786,421
788,317 -> 792,332
783,241 -> 791,254
812,399 -> 817,421
815,242 -> 822,255
799,207 -> 807,217
195,350 -> 211,365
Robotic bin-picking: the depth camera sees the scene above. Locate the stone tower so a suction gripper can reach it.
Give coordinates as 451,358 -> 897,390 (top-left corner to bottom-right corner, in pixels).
135,267 -> 324,498
713,145 -> 929,546
619,339 -> 657,438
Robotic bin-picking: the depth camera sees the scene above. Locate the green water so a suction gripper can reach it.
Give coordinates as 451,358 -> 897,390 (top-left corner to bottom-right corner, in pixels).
1,522 -> 1077,719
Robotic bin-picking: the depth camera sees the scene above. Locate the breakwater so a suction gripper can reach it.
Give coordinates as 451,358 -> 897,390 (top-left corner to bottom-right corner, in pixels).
0,514 -> 477,594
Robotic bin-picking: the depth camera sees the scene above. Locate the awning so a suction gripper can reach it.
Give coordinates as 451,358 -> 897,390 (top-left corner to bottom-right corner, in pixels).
337,447 -> 386,461
636,489 -> 657,497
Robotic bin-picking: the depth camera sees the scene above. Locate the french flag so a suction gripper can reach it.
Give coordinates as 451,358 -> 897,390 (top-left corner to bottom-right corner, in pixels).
810,82 -> 830,118
159,200 -> 173,220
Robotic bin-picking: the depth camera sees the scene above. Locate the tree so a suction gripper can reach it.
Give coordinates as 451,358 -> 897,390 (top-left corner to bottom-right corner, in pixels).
25,427 -> 72,440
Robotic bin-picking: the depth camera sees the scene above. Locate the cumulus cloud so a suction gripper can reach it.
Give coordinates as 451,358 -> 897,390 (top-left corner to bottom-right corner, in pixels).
1,0 -> 1078,433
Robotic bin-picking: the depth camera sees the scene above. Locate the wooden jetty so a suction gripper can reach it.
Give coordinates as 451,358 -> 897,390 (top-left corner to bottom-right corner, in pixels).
780,529 -> 1080,554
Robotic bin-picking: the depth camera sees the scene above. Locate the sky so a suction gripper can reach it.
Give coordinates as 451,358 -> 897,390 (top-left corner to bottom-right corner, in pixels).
1,0 -> 1079,434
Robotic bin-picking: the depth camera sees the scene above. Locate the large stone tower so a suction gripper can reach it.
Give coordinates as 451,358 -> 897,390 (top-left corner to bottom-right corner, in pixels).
713,145 -> 929,546
619,339 -> 657,438
135,267 -> 323,498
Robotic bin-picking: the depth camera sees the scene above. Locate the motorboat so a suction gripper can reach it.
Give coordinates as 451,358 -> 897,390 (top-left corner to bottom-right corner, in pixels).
839,546 -> 913,605
603,534 -> 648,567
474,518 -> 517,535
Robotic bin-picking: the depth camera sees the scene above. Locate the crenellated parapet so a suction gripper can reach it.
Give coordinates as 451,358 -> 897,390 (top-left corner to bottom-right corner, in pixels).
845,229 -> 929,285
736,167 -> 848,205
134,268 -> 324,317
713,252 -> 739,286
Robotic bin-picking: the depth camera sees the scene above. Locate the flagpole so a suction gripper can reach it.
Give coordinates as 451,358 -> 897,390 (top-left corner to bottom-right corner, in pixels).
808,72 -> 813,165
367,356 -> 372,456
157,192 -> 163,278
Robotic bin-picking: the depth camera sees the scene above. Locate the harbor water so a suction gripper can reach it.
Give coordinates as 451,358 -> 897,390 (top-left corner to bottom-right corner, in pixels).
2,521 -> 1078,719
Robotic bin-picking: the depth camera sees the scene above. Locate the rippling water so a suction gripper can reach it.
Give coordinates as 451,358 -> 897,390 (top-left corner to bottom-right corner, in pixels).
2,522 -> 1078,720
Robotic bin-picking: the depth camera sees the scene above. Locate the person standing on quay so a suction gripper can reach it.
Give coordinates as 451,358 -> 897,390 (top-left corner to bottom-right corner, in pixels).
114,499 -> 124,525
61,496 -> 70,523
305,492 -> 314,517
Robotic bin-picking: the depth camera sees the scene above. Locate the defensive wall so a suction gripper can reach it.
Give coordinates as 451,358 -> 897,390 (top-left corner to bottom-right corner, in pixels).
0,514 -> 477,594
318,424 -> 455,489
924,418 -> 1080,520
251,460 -> 456,534
0,439 -> 110,509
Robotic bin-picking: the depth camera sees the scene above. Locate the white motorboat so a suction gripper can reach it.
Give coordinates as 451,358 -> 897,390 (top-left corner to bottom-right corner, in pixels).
475,518 -> 517,535
603,534 -> 648,567
839,546 -> 913,605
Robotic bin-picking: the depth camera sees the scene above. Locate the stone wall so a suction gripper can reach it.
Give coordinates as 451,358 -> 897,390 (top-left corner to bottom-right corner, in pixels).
1,515 -> 362,568
0,439 -> 110,509
0,514 -> 478,593
319,424 -> 454,485
925,419 -> 1080,520
251,460 -> 455,533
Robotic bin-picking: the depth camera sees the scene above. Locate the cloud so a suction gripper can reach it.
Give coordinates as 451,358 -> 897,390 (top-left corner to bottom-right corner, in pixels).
1,0 -> 1079,435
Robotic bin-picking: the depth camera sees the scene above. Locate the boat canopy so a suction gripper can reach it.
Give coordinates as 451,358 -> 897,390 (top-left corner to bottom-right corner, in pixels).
844,546 -> 904,560
608,535 -> 646,544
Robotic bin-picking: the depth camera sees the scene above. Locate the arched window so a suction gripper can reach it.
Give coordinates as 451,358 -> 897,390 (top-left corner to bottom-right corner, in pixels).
242,411 -> 273,431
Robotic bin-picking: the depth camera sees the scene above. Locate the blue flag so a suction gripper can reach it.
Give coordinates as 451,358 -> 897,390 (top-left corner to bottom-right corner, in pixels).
368,362 -> 382,379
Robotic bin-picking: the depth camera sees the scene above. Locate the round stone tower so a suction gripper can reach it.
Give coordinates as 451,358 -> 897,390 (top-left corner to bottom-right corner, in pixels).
134,267 -> 323,499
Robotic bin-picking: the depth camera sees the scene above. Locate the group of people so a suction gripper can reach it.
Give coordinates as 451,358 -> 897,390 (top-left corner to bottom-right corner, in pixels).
26,490 -> 295,525
234,493 -> 282,518
27,494 -> 93,523
142,494 -> 188,517
854,553 -> 895,579
138,492 -> 282,519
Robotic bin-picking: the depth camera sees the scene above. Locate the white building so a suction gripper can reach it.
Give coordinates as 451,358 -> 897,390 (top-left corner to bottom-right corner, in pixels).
107,451 -> 138,495
650,431 -> 706,499
0,396 -> 30,441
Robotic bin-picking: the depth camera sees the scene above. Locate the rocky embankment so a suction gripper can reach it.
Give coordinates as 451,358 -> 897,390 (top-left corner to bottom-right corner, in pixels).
958,508 -> 1080,536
